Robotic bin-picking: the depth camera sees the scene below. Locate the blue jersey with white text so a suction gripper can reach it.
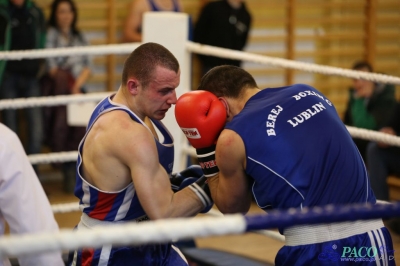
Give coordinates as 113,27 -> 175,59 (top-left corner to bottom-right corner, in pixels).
225,84 -> 376,211
74,94 -> 174,221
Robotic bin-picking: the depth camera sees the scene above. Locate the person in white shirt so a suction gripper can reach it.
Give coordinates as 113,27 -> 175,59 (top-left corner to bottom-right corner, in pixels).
0,123 -> 64,266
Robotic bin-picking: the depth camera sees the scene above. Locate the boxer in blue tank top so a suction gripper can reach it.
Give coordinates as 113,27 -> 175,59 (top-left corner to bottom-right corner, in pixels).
68,43 -> 212,266
68,95 -> 187,266
194,65 -> 395,266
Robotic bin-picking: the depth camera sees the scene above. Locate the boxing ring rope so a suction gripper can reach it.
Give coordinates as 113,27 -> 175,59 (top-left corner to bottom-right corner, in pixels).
21,124 -> 400,165
0,43 -> 140,60
0,92 -> 110,110
28,151 -> 78,164
1,202 -> 400,259
0,43 -> 399,85
186,43 -> 400,85
1,13 -> 400,260
51,202 -> 80,214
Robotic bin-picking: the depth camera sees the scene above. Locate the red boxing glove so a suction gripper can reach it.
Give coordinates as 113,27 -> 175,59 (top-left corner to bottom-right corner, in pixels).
175,91 -> 226,177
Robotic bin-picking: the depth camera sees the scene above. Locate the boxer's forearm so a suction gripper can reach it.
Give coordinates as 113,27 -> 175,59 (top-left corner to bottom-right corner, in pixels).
207,173 -> 252,214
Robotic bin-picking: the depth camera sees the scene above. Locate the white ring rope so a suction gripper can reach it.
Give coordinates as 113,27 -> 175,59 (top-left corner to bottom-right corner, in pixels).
51,202 -> 80,214
347,126 -> 400,146
0,214 -> 246,259
0,41 -> 398,85
29,151 -> 78,165
0,43 -> 140,60
186,42 -> 400,85
0,92 -> 111,110
27,126 -> 400,165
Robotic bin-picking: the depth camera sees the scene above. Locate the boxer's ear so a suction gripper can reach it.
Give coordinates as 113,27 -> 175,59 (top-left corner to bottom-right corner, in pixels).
127,78 -> 140,95
218,97 -> 230,118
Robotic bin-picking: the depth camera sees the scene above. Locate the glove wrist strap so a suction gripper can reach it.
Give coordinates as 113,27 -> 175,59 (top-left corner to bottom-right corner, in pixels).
196,145 -> 219,177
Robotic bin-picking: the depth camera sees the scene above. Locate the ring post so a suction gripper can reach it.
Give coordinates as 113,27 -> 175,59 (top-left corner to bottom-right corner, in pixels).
143,12 -> 192,172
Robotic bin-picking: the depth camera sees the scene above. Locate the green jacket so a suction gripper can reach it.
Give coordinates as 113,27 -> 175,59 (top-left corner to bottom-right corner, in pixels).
343,82 -> 397,160
344,83 -> 397,130
0,0 -> 46,83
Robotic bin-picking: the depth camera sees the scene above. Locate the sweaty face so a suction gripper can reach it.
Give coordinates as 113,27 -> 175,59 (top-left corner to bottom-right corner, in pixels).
56,2 -> 74,30
138,66 -> 180,120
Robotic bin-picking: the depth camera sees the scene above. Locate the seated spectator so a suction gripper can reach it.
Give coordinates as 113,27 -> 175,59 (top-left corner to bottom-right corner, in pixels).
343,61 -> 397,162
0,0 -> 46,171
0,122 -> 64,266
193,0 -> 252,76
40,0 -> 91,193
367,102 -> 400,201
123,0 -> 183,43
367,103 -> 400,235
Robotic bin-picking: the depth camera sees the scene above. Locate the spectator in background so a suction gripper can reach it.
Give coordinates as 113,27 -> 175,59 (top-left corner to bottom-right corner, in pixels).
343,61 -> 397,162
0,122 -> 64,266
367,103 -> 400,235
194,0 -> 252,76
367,102 -> 400,202
0,0 -> 46,168
41,0 -> 91,193
123,0 -> 183,43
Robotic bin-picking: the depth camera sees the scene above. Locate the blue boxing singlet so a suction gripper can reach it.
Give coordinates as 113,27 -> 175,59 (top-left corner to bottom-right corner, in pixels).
74,94 -> 174,222
225,84 -> 375,211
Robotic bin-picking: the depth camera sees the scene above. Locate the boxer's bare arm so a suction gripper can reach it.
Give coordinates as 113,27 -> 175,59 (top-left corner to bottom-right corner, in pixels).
209,129 -> 252,214
125,125 -> 203,219
83,110 -> 203,219
119,118 -> 204,219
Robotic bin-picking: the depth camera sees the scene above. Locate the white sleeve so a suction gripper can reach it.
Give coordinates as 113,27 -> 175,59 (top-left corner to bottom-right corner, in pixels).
0,124 -> 64,266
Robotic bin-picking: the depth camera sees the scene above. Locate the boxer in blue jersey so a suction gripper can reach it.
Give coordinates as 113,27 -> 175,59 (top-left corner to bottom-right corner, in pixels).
68,43 -> 212,266
175,65 -> 395,266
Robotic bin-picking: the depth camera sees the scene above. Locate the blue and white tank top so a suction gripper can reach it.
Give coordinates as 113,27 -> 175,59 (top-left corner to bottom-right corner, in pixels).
74,94 -> 174,221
